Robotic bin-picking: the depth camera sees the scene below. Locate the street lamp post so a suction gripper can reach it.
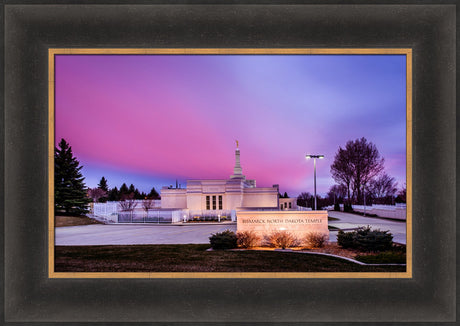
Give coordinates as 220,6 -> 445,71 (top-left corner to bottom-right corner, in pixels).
362,183 -> 366,217
306,154 -> 324,210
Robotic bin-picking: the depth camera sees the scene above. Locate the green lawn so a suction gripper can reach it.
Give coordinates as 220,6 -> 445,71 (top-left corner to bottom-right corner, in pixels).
55,244 -> 406,273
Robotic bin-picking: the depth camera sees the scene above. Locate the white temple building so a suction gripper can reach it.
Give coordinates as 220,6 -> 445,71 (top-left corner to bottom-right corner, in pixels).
160,144 -> 281,211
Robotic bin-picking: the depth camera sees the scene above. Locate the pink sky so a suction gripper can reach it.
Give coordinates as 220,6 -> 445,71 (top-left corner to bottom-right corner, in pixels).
55,54 -> 406,197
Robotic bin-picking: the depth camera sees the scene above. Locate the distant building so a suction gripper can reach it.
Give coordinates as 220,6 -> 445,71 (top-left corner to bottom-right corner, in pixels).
279,197 -> 297,211
160,145 -> 280,211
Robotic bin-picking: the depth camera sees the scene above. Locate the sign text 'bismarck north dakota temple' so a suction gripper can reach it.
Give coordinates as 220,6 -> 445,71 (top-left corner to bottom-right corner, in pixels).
237,211 -> 329,244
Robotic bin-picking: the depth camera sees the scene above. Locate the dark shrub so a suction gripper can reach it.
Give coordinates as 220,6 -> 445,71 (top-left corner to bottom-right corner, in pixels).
337,226 -> 393,252
354,226 -> 393,251
237,230 -> 261,248
209,230 -> 237,250
343,203 -> 353,212
334,203 -> 340,211
337,230 -> 355,248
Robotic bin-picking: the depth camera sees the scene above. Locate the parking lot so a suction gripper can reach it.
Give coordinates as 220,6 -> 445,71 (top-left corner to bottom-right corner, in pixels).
55,223 -> 237,245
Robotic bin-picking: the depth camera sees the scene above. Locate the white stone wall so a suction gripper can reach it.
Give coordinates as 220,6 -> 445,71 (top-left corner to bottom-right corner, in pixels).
225,192 -> 244,210
161,188 -> 187,209
242,188 -> 278,208
186,193 -> 203,210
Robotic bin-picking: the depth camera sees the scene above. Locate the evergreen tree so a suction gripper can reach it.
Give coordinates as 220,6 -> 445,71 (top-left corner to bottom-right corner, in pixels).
119,183 -> 129,196
108,187 -> 120,201
128,183 -> 136,194
54,139 -> 91,215
283,192 -> 289,198
97,176 -> 109,192
97,176 -> 109,202
148,187 -> 160,199
134,188 -> 142,200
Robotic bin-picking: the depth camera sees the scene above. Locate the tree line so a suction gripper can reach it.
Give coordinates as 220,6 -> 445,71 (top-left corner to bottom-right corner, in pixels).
55,138 -> 160,216
297,137 -> 406,209
87,177 -> 161,203
55,136 -> 407,216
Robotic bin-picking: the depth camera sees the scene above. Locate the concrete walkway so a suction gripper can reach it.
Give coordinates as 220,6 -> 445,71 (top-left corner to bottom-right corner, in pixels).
327,211 -> 407,244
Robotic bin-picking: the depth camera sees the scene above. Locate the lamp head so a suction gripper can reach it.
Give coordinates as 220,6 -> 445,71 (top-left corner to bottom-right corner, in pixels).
306,154 -> 324,159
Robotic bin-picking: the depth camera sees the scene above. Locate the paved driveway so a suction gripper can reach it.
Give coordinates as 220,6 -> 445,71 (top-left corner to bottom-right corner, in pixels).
55,223 -> 237,246
328,211 -> 407,244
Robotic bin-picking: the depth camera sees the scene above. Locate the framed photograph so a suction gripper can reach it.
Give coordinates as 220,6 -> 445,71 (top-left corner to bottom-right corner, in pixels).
4,3 -> 456,324
49,48 -> 411,279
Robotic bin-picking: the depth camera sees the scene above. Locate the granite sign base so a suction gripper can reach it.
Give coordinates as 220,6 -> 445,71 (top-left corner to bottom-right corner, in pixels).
237,210 -> 329,245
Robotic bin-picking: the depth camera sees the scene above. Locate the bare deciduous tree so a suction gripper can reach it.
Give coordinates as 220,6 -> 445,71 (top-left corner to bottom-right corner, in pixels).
368,173 -> 398,204
296,192 -> 313,208
142,198 -> 155,216
87,187 -> 107,203
396,183 -> 407,203
118,193 -> 137,211
328,184 -> 348,204
331,137 -> 385,204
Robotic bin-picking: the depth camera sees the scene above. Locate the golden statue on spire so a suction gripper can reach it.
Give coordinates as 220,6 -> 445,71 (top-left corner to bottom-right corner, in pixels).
236,140 -> 239,148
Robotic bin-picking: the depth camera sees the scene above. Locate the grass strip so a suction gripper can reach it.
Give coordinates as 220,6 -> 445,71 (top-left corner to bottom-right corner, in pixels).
355,251 -> 406,264
55,215 -> 103,227
55,244 -> 406,273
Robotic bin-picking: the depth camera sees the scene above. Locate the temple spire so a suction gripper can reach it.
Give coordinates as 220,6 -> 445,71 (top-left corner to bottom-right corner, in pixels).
230,141 -> 245,179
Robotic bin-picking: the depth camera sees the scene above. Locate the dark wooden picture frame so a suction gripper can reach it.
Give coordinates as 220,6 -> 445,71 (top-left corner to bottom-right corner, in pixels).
3,3 -> 456,324
49,47 -> 412,279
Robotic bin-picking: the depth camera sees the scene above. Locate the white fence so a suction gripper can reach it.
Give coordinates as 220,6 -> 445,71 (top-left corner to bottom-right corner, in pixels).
93,200 -> 161,216
117,209 -> 184,224
93,202 -> 118,216
352,205 -> 406,220
188,210 -> 236,222
91,201 -> 237,223
326,204 -> 406,220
